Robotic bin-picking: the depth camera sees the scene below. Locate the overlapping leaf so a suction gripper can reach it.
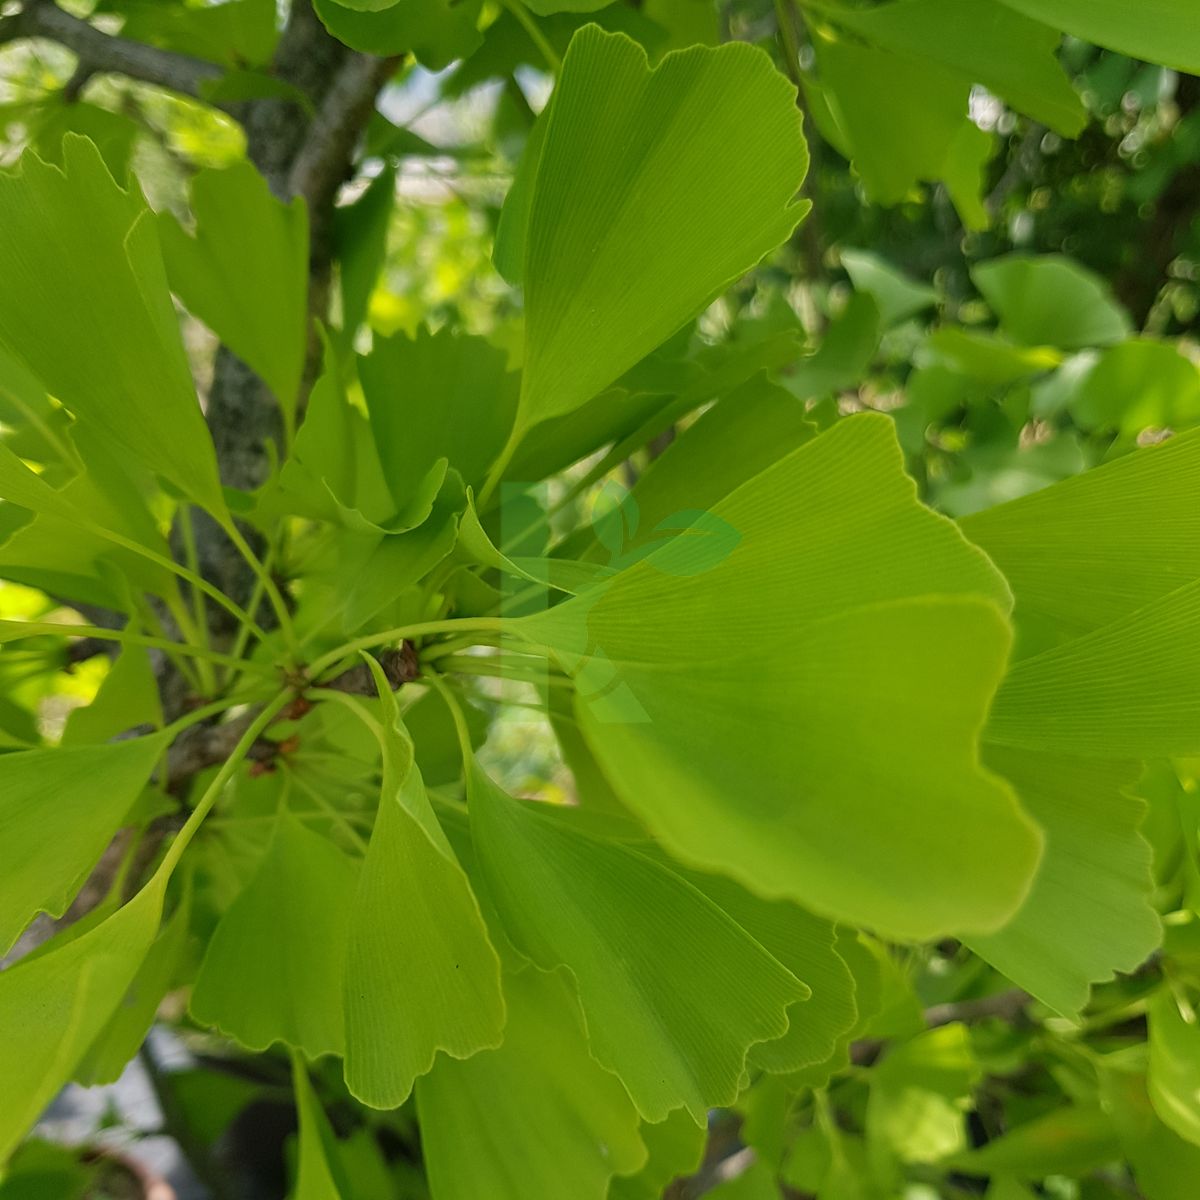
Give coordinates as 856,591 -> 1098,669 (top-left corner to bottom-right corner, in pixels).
510,25 -> 809,435
519,414 -> 1041,939
0,875 -> 165,1161
972,255 -> 1131,351
609,1110 -> 706,1200
159,161 -> 308,422
967,750 -> 1158,1017
342,660 -> 505,1108
957,436 -> 1198,1010
359,330 -> 518,502
997,0 -> 1200,74
828,0 -> 1084,136
1147,989 -> 1200,1147
415,966 -> 647,1200
665,861 -> 858,1075
0,137 -> 223,513
293,1054 -> 350,1200
467,758 -> 809,1120
313,0 -> 482,68
867,1023 -> 979,1164
809,28 -> 980,218
0,734 -> 165,956
190,812 -> 358,1058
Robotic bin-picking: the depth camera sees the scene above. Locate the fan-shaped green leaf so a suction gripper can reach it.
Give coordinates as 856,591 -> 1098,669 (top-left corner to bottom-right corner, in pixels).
76,890 -> 191,1086
0,875 -> 165,1161
987,578 -> 1200,758
292,1054 -> 350,1200
467,761 -> 809,1121
946,1105 -> 1120,1178
574,375 -> 815,567
513,25 -> 809,434
0,439 -> 81,524
159,161 -> 308,423
0,734 -> 165,956
313,0 -> 482,68
190,812 -> 358,1058
665,862 -> 857,1075
415,966 -> 647,1200
62,642 -> 161,746
828,0 -> 1085,137
967,749 -> 1158,1016
519,414 -> 1041,939
342,659 -> 505,1108
960,427 -> 1200,656
1069,340 -> 1200,439
0,137 -> 223,513
972,255 -> 1131,351
810,27 -> 972,210
609,1109 -> 706,1200
841,248 -> 938,327
1148,989 -> 1200,1146
867,1023 -> 979,1165
1103,1064 -> 1200,1200
360,330 -> 518,503
997,0 -> 1200,75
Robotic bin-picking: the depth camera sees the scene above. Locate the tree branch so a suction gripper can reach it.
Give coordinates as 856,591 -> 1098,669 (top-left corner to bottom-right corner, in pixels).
288,51 -> 400,235
165,644 -> 419,789
0,0 -> 225,103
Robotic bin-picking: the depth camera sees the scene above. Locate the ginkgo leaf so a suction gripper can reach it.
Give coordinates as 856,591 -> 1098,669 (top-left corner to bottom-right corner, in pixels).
359,329 -> 518,503
342,658 -> 505,1108
972,255 -> 1131,351
0,734 -> 165,956
841,248 -> 938,327
675,866 -> 858,1075
867,1023 -> 979,1164
415,966 -> 648,1200
190,812 -> 358,1058
0,437 -> 82,524
609,1109 -> 706,1200
827,0 -> 1086,137
292,1053 -> 350,1200
311,508 -> 461,635
956,439 -> 1185,1008
1148,989 -> 1200,1147
1102,1064 -> 1200,1200
0,424 -> 178,604
1069,340 -> 1200,440
946,1104 -> 1120,1178
574,374 -> 815,566
467,760 -> 809,1121
77,890 -> 191,1086
266,337 -> 434,533
960,427 -> 1200,656
517,414 -> 1041,940
966,749 -> 1159,1017
313,0 -> 482,68
512,25 -> 809,435
0,875 -> 165,1161
810,27 -> 971,209
997,0 -> 1200,75
0,137 -> 223,513
986,578 -> 1200,758
333,162 -> 395,346
62,642 -> 161,745
159,160 -> 308,423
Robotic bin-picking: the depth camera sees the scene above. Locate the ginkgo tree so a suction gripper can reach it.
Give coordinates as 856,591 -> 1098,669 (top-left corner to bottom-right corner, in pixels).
0,1 -> 1198,1198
